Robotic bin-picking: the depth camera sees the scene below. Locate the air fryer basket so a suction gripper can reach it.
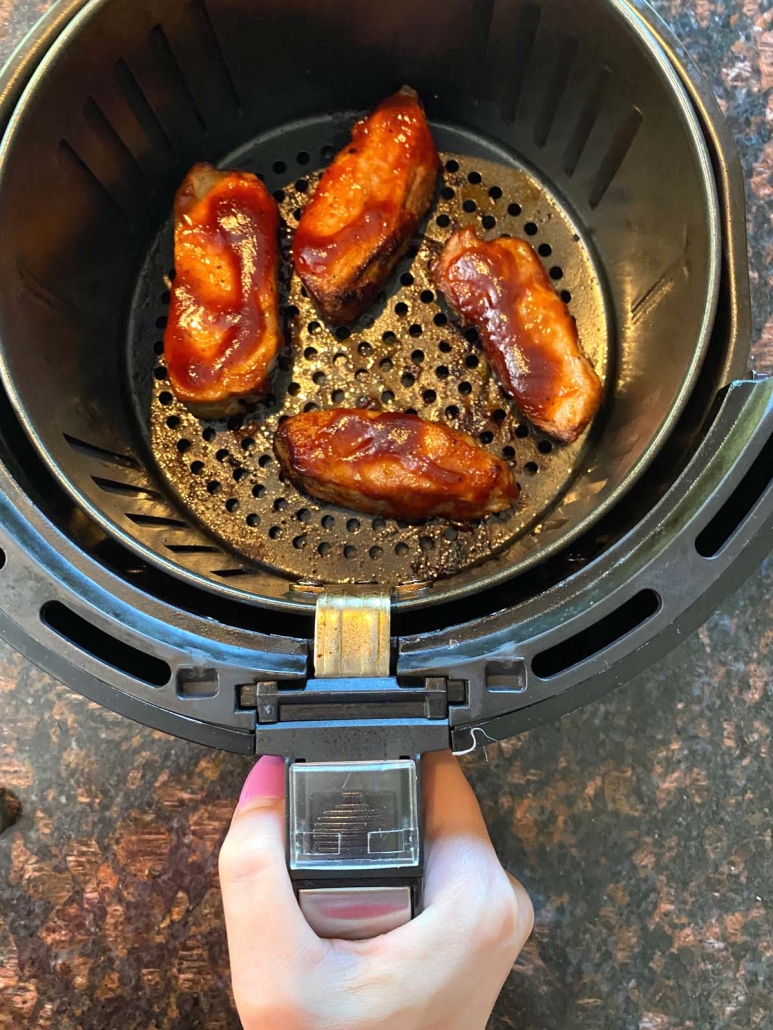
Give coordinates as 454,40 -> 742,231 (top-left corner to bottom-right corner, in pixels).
0,0 -> 720,613
0,0 -> 770,760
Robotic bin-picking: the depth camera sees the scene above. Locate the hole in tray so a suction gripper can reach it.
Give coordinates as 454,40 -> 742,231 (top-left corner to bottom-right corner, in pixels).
695,430 -> 773,557
532,590 -> 660,679
42,601 -> 171,687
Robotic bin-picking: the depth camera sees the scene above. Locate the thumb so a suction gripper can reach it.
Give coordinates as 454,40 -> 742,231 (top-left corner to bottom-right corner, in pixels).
219,756 -> 323,991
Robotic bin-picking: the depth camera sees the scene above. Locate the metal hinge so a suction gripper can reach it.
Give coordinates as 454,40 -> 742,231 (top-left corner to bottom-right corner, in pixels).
314,588 -> 391,678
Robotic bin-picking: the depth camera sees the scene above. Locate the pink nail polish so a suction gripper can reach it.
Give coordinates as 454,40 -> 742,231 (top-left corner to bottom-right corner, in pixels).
239,755 -> 285,805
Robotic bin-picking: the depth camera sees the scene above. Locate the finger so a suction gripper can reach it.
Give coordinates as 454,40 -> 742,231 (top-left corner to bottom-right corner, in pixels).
423,749 -> 491,844
418,753 -> 531,951
219,756 -> 324,991
344,749 -> 531,1030
422,750 -> 502,905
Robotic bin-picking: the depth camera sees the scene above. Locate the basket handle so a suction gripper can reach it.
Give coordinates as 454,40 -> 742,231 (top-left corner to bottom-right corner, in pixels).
286,756 -> 423,940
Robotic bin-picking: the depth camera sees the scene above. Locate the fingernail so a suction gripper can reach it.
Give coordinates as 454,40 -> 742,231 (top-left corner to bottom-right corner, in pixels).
238,755 -> 285,805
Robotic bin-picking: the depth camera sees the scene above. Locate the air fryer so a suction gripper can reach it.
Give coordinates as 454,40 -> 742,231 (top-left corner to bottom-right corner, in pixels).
0,0 -> 771,927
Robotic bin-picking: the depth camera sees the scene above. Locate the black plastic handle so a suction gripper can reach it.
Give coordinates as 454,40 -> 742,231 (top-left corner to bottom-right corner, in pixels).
286,756 -> 424,940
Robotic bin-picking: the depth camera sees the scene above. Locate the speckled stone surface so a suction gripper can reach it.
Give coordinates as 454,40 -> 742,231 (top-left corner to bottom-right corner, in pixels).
1,2 -> 772,1028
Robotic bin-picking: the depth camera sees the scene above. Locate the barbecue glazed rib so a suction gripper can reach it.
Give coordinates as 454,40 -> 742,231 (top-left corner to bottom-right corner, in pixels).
432,227 -> 603,443
164,163 -> 282,419
274,409 -> 519,522
293,87 -> 440,325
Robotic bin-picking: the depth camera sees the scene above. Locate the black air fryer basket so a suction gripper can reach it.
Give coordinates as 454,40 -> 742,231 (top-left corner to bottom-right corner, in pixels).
0,0 -> 770,770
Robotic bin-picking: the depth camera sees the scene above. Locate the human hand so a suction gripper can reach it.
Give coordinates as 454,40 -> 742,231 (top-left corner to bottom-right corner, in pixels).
219,750 -> 533,1030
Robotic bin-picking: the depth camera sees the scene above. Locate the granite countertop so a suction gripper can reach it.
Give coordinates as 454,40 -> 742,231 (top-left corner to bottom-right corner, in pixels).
1,2 -> 772,1028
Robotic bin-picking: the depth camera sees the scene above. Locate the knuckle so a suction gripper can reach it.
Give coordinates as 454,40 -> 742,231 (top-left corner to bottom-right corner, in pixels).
494,881 -> 524,948
474,869 -> 526,952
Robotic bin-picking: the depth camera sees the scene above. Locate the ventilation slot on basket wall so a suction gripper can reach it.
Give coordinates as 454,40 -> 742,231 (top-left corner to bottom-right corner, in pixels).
189,0 -> 242,112
532,589 -> 660,679
114,57 -> 176,159
57,138 -> 131,226
64,433 -> 141,470
499,3 -> 541,123
695,430 -> 773,558
149,24 -> 208,133
588,108 -> 643,209
42,601 -> 171,687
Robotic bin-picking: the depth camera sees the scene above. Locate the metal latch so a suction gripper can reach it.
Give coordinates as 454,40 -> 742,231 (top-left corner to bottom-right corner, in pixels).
314,588 -> 391,678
